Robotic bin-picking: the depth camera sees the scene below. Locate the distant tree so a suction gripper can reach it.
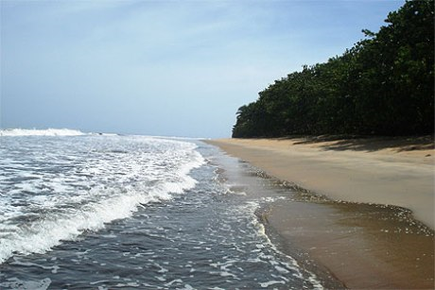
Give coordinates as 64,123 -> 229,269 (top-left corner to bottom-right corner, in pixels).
232,0 -> 434,138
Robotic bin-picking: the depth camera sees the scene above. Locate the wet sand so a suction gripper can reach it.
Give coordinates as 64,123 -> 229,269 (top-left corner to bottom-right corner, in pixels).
207,137 -> 434,229
268,200 -> 434,289
206,137 -> 434,289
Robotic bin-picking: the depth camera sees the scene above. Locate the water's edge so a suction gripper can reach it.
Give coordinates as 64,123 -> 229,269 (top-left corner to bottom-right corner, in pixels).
205,140 -> 434,289
205,141 -> 346,289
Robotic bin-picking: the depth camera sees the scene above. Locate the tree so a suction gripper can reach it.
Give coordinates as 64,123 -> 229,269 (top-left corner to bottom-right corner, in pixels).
232,0 -> 434,138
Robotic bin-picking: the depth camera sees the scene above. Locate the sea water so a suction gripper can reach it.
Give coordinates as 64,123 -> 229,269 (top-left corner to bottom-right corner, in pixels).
0,129 -> 325,289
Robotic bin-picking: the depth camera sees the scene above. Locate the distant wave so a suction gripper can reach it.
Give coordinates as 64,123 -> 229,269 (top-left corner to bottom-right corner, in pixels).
0,128 -> 87,137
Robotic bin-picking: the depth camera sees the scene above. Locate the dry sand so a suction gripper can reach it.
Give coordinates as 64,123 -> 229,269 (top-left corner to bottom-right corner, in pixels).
206,136 -> 434,289
207,136 -> 434,229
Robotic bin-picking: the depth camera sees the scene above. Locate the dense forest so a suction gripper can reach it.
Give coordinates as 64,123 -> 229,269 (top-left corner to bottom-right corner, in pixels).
232,0 -> 434,138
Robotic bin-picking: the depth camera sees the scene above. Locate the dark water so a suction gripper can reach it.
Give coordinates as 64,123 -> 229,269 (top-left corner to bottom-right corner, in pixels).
0,132 -> 332,289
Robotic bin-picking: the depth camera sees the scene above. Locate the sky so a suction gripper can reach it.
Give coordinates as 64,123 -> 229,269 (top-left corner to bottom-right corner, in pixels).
1,0 -> 405,138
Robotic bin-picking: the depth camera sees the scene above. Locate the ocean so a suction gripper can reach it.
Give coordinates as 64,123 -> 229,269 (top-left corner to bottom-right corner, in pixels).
0,129 -> 336,289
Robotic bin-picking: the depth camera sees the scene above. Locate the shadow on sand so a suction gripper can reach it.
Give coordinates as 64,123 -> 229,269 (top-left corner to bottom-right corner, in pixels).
277,135 -> 434,153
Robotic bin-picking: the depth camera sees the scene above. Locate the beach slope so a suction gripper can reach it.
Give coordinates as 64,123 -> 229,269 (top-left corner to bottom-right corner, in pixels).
207,137 -> 434,229
206,136 -> 434,289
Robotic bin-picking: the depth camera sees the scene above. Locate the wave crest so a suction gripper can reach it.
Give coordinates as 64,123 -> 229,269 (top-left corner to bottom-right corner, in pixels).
0,128 -> 86,137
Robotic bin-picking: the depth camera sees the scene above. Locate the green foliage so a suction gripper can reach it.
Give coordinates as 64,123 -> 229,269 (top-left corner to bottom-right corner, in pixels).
232,0 -> 434,138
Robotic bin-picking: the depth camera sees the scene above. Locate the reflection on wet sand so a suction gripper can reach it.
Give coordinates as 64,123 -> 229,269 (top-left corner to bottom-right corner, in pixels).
267,198 -> 434,289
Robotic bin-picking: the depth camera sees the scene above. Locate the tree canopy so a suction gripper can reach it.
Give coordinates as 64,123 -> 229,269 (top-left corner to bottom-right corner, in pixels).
232,0 -> 434,138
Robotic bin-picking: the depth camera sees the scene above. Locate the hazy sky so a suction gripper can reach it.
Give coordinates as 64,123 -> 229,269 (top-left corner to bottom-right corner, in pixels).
1,0 -> 404,138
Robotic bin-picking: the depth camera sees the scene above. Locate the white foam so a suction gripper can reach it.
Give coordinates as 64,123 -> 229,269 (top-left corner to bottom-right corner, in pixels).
0,135 -> 205,264
0,277 -> 52,290
0,128 -> 86,136
260,280 -> 285,287
238,200 -> 325,289
0,184 -> 191,264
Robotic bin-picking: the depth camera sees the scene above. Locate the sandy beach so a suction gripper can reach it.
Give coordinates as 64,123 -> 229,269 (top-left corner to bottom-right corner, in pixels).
206,136 -> 434,289
207,137 -> 434,229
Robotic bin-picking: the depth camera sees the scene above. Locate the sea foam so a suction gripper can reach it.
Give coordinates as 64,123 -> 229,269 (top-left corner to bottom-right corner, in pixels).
0,134 -> 205,264
0,128 -> 86,136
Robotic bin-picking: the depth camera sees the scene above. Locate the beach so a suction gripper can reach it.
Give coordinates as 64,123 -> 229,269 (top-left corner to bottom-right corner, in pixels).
2,133 -> 343,289
206,136 -> 435,289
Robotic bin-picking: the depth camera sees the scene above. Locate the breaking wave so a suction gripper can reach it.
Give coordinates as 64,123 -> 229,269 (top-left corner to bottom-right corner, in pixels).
0,134 -> 204,263
0,128 -> 87,137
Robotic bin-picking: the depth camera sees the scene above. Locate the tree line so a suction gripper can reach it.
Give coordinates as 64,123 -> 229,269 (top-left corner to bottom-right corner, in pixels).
232,0 -> 434,138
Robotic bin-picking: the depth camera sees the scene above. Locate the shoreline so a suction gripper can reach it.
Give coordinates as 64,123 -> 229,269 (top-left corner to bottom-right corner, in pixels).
206,137 -> 434,229
205,137 -> 434,289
